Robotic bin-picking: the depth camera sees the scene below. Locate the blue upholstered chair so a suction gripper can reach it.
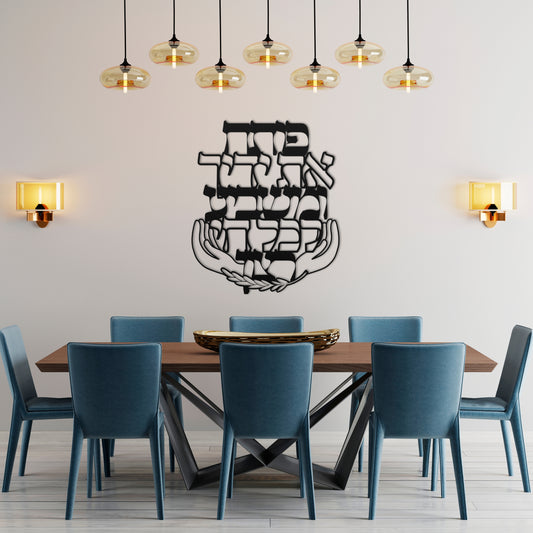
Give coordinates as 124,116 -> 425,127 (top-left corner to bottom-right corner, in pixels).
229,316 -> 304,333
348,316 -> 423,472
65,343 -> 165,520
368,342 -> 467,520
110,316 -> 184,473
0,325 -> 73,492
460,324 -> 532,492
217,343 -> 315,520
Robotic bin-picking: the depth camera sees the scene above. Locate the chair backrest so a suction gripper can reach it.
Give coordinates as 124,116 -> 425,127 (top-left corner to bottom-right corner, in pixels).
219,342 -> 313,439
0,325 -> 37,410
67,343 -> 161,439
372,342 -> 465,438
110,316 -> 184,342
496,325 -> 532,410
229,316 -> 304,333
348,316 -> 422,342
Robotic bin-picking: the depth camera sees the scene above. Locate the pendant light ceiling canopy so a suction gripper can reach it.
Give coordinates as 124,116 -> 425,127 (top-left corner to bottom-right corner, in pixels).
195,0 -> 245,91
335,0 -> 384,68
243,0 -> 292,68
100,0 -> 150,93
383,0 -> 432,91
149,0 -> 198,68
290,0 -> 340,91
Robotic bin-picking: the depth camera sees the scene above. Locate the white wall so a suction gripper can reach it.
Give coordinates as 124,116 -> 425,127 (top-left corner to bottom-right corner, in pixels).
1,0 -> 532,431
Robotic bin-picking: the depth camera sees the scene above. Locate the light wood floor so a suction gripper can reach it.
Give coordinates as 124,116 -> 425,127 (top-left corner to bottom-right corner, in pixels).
1,429 -> 532,532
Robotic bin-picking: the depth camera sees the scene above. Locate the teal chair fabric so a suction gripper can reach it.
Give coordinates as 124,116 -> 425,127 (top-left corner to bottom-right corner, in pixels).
65,343 -> 164,520
0,325 -> 73,492
217,342 -> 316,520
460,325 -> 532,492
348,316 -> 423,472
368,342 -> 467,520
229,316 -> 304,333
110,316 -> 184,473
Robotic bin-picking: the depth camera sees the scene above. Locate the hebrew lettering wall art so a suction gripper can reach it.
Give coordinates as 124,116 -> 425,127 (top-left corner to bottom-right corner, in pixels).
192,120 -> 340,294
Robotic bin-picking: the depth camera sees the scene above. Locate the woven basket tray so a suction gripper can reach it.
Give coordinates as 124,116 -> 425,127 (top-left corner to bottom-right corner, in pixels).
193,328 -> 340,352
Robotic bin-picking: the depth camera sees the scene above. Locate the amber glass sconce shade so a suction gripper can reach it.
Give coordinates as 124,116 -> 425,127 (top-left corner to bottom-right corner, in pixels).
469,182 -> 517,228
16,182 -> 64,228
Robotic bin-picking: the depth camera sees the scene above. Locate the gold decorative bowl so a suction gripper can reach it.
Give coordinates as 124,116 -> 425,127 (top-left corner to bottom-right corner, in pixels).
193,328 -> 340,352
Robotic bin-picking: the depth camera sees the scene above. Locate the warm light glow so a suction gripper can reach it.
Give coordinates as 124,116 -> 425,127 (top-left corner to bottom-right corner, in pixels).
313,72 -> 318,93
265,48 -> 271,69
122,72 -> 128,94
172,48 -> 177,69
16,182 -> 64,211
405,72 -> 411,93
357,48 -> 362,69
218,72 -> 224,93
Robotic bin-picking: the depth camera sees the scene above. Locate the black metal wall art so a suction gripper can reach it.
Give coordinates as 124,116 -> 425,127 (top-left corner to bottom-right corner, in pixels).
192,120 -> 340,293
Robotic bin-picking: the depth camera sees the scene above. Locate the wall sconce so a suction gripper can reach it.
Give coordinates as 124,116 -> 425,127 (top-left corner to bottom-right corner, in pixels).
16,182 -> 64,228
469,181 -> 517,228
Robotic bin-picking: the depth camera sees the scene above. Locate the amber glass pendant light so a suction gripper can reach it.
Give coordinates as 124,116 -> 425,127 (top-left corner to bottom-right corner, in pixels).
100,0 -> 150,93
243,0 -> 292,69
335,0 -> 384,68
149,0 -> 198,68
290,0 -> 340,92
383,0 -> 432,92
195,0 -> 245,92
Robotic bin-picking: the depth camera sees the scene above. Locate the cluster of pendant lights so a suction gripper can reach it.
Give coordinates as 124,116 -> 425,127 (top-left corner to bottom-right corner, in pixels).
100,0 -> 432,94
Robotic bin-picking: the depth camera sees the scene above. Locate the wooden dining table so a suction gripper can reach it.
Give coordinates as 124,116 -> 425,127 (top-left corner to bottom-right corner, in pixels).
36,341 -> 497,491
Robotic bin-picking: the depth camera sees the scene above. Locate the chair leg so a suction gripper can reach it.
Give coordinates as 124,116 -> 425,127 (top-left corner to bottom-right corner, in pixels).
227,439 -> 236,499
87,439 -> 94,498
431,439 -> 438,492
449,421 -> 467,520
101,439 -> 111,477
422,439 -> 431,477
18,420 -> 32,477
2,409 -> 23,492
368,419 -> 384,520
169,437 -> 175,473
159,423 -> 165,498
94,439 -> 102,491
418,438 -> 424,457
510,403 -> 530,492
297,440 -> 304,498
299,422 -> 316,520
149,421 -> 164,520
65,420 -> 84,520
109,439 -> 115,457
500,419 -> 514,477
217,421 -> 235,520
439,439 -> 446,498
358,436 -> 364,473
367,414 -> 374,498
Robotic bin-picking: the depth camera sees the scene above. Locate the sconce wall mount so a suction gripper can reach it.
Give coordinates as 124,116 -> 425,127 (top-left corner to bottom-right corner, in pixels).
469,181 -> 516,228
16,182 -> 64,228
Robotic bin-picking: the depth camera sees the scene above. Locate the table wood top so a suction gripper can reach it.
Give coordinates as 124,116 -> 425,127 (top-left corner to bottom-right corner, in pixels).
36,341 -> 497,374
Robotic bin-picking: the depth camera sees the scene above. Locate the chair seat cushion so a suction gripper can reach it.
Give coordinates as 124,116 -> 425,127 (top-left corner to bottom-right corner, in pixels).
26,397 -> 73,412
460,397 -> 507,412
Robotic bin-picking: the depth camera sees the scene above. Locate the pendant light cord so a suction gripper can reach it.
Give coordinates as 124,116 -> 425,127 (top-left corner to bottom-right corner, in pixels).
172,0 -> 176,37
266,0 -> 270,36
123,0 -> 128,63
313,0 -> 317,63
358,0 -> 362,38
218,0 -> 223,63
406,0 -> 411,62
